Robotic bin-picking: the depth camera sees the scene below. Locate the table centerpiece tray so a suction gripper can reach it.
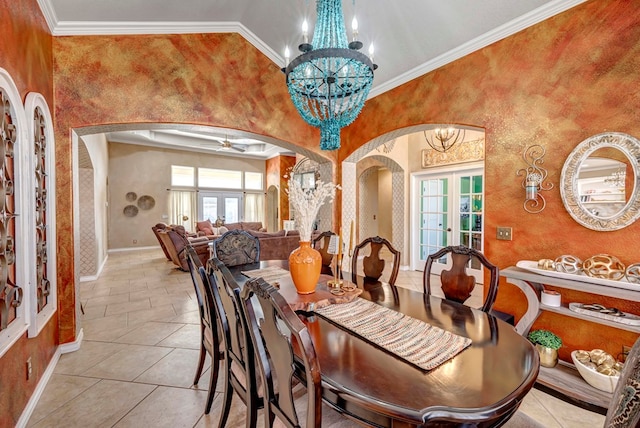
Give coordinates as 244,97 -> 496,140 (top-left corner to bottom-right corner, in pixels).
242,267 -> 361,312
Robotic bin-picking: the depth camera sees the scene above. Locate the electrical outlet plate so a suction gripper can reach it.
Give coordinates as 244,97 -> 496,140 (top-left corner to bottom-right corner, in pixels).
497,227 -> 513,241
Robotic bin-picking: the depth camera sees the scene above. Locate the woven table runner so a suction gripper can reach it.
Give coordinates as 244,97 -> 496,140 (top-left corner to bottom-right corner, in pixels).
242,266 -> 290,284
316,298 -> 472,371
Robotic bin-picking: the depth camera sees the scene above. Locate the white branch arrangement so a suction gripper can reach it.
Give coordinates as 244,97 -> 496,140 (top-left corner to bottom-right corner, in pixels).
287,179 -> 340,242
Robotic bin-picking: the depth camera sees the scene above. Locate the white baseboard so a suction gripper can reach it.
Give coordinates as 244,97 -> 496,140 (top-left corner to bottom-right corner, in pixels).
59,328 -> 84,354
80,252 -> 108,282
16,329 -> 84,428
108,245 -> 158,253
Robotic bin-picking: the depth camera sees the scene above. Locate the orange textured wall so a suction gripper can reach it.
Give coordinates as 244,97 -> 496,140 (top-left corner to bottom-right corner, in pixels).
0,0 -> 55,426
265,155 -> 296,230
52,33 -> 322,342
279,155 -> 296,224
340,0 -> 640,359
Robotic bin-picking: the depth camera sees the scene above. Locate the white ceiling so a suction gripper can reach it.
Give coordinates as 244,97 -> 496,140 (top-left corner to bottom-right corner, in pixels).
40,0 -> 587,157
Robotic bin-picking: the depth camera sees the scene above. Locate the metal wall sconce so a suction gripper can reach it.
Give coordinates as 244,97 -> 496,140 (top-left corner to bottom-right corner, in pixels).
516,145 -> 553,213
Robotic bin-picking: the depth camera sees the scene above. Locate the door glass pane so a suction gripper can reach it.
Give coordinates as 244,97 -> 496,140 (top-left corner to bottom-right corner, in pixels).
459,214 -> 469,231
460,232 -> 469,247
202,196 -> 218,222
224,197 -> 240,223
460,176 -> 470,194
472,195 -> 483,212
419,178 -> 449,263
472,176 -> 483,193
460,195 -> 470,213
472,214 -> 482,232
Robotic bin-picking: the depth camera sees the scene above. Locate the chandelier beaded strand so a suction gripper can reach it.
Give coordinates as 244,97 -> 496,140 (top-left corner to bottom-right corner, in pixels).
283,0 -> 376,151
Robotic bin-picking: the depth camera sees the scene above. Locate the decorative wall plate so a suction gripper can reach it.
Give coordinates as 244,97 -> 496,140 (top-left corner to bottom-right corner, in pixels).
125,191 -> 137,202
516,260 -> 640,292
137,195 -> 155,210
123,205 -> 139,217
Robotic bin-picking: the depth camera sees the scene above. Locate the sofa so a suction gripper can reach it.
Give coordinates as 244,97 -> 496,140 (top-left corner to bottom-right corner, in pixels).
195,220 -> 266,237
152,223 -> 210,271
154,221 -> 321,271
245,229 -> 313,261
195,220 -> 320,261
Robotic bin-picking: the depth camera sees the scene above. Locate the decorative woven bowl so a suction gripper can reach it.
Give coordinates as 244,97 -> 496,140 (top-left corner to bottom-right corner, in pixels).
571,350 -> 619,393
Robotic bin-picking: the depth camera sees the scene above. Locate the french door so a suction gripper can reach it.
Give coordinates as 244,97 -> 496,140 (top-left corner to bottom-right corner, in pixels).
412,164 -> 485,282
198,192 -> 243,224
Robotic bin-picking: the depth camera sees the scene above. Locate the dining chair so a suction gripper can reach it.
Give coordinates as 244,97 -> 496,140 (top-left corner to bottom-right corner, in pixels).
185,245 -> 222,415
351,236 -> 400,300
208,256 -> 262,428
423,245 -> 499,313
212,229 -> 260,267
312,230 -> 335,267
604,334 -> 640,427
240,277 -> 351,427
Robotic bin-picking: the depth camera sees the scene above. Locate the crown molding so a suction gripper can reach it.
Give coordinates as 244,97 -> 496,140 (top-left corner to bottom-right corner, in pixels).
37,0 -> 586,99
368,0 -> 587,98
36,0 -> 59,33
51,21 -> 283,68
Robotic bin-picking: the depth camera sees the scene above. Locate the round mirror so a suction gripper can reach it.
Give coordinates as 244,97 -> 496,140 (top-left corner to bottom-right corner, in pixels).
560,132 -> 640,231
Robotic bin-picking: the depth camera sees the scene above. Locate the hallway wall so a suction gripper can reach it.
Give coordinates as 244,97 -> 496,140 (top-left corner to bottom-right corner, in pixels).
0,0 -> 55,426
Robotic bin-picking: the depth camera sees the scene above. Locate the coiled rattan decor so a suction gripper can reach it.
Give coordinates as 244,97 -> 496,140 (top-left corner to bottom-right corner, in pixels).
0,87 -> 22,330
34,105 -> 50,311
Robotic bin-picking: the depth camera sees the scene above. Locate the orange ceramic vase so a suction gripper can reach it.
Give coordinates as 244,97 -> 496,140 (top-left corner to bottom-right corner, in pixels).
289,241 -> 322,294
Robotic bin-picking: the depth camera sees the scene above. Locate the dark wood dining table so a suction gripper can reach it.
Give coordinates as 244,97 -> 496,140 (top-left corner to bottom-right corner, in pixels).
228,260 -> 540,427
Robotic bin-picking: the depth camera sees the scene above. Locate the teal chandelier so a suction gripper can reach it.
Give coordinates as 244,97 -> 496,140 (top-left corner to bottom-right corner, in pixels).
283,0 -> 377,151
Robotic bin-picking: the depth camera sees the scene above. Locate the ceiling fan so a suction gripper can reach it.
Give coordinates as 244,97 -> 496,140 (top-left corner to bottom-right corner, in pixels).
213,136 -> 246,153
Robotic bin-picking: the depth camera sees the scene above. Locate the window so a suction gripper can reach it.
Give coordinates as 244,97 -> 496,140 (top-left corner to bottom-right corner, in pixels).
244,172 -> 263,190
171,165 -> 195,187
0,68 -> 29,357
26,93 -> 57,338
198,168 -> 242,189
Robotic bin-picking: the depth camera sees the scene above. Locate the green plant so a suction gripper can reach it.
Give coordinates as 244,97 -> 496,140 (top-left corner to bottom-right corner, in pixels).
527,329 -> 562,350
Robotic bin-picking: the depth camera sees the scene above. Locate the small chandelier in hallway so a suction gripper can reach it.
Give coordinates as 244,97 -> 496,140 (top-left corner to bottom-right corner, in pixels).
424,127 -> 466,153
283,0 -> 377,151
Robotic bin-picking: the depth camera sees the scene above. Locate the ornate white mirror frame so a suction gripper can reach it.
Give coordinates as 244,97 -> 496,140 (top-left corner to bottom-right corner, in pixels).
560,132 -> 640,231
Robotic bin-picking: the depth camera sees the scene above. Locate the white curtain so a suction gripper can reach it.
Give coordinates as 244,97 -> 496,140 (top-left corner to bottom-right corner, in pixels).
169,190 -> 196,231
244,192 -> 265,225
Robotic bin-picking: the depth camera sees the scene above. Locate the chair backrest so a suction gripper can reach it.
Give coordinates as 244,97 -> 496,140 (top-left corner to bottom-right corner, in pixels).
351,236 -> 400,287
185,245 -> 216,341
212,229 -> 260,267
241,277 -> 322,428
422,245 -> 499,313
312,231 -> 335,266
152,223 -> 172,260
605,335 -> 640,427
207,257 -> 258,394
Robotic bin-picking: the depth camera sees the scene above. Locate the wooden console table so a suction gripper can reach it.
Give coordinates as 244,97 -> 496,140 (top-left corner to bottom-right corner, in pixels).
502,266 -> 640,414
501,266 -> 640,335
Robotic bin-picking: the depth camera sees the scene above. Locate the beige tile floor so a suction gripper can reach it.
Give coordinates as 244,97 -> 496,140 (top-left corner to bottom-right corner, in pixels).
28,247 -> 606,427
